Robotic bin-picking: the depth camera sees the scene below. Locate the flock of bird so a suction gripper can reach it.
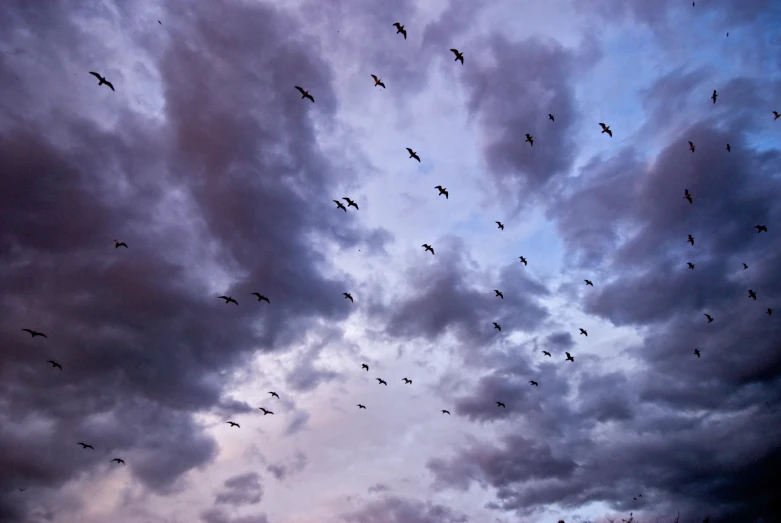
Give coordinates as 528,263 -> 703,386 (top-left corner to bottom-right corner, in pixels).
13,9 -> 779,519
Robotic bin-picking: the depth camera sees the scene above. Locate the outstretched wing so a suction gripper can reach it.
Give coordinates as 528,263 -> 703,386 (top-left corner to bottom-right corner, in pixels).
104,81 -> 114,91
294,85 -> 306,95
89,72 -> 102,80
449,48 -> 459,56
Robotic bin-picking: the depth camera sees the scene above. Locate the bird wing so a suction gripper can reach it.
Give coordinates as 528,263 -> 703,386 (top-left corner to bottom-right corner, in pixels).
294,86 -> 306,95
89,72 -> 102,80
393,22 -> 401,29
406,147 -> 414,154
371,74 -> 379,82
599,122 -> 607,130
450,48 -> 459,55
104,81 -> 114,91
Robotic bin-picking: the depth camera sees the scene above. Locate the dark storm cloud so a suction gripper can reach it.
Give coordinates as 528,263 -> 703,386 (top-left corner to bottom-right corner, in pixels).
0,0 -> 390,520
337,496 -> 468,523
201,508 -> 270,523
214,472 -> 263,506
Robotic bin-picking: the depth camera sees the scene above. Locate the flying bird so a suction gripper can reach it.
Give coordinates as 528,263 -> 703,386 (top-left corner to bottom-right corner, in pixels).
406,148 -> 421,162
294,86 -> 314,102
687,262 -> 695,269
46,360 -> 62,370
694,349 -> 701,358
442,409 -> 450,414
89,72 -> 114,91
218,296 -> 238,305
599,123 -> 612,137
376,378 -> 388,386
333,199 -> 347,212
688,141 -> 696,152
704,313 -> 714,323
449,48 -> 464,64
114,239 -> 128,248
77,442 -> 94,449
726,144 -> 731,152
565,352 -> 575,362
743,263 -> 749,269
519,256 -> 528,266
496,401 -> 506,408
370,74 -> 386,88
767,308 -> 773,316
18,489 -> 26,492
402,378 -> 412,384
684,189 -> 693,204
494,290 -> 504,299
525,133 -> 534,146
227,421 -> 240,428
773,111 -> 780,120
259,408 -> 274,415
357,404 -> 366,409
21,329 -> 46,338
361,363 -> 369,371
496,221 -> 504,230
343,292 -> 354,302
343,197 -> 359,210
711,90 -> 717,103
422,244 -> 435,255
111,458 -> 125,465
268,391 -> 279,398
542,351 -> 552,357
530,380 -> 539,387
584,279 -> 594,286
392,22 -> 406,39
579,328 -> 588,336
434,185 -> 449,199
748,289 -> 757,300
493,322 -> 501,331
252,293 -> 270,303
755,224 -> 767,233
549,113 -> 554,121
688,235 -> 695,246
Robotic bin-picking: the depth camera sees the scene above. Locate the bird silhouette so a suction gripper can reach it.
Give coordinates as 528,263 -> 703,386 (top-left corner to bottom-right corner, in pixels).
694,349 -> 701,358
77,442 -> 94,449
494,290 -> 504,299
704,313 -> 714,323
688,235 -> 695,246
227,421 -> 240,428
687,262 -> 695,270
343,197 -> 359,210
755,224 -> 767,233
218,296 -> 238,305
422,244 -> 435,255
565,352 -> 575,362
89,72 -> 114,91
294,86 -> 314,102
584,279 -> 594,286
259,408 -> 274,415
343,292 -> 354,303
252,293 -> 270,303
726,144 -> 731,152
406,148 -> 421,162
376,378 -> 387,386
449,48 -> 464,64
114,239 -> 128,248
579,328 -> 588,336
711,90 -> 717,103
111,458 -> 125,465
434,185 -> 449,199
268,391 -> 279,398
525,133 -> 534,146
684,189 -> 693,204
392,22 -> 406,39
18,488 -> 26,492
743,263 -> 749,269
46,360 -> 62,370
361,363 -> 369,371
496,221 -> 504,230
493,322 -> 501,331
530,380 -> 539,387
333,199 -> 347,211
688,141 -> 696,152
748,289 -> 757,300
402,378 -> 412,384
519,256 -> 528,266
549,113 -> 555,121
542,350 -> 552,357
767,308 -> 773,316
599,123 -> 612,137
370,74 -> 386,88
442,409 -> 450,414
22,329 -> 47,338
773,111 -> 780,120
496,401 -> 506,408
357,404 -> 367,409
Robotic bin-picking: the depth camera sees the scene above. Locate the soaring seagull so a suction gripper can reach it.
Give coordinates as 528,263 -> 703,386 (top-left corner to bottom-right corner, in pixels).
89,72 -> 114,91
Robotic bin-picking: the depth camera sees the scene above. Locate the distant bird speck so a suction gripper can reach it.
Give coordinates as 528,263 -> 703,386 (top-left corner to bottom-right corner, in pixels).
89,72 -> 114,91
294,86 -> 314,102
392,22 -> 406,39
449,48 -> 464,64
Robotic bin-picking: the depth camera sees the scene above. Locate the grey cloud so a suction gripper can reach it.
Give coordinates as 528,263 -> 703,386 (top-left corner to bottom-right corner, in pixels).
336,496 -> 468,523
201,507 -> 270,523
266,451 -> 308,481
214,472 -> 263,507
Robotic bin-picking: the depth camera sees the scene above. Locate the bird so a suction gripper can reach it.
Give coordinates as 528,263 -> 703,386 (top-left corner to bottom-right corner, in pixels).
687,262 -> 695,270
294,86 -> 314,102
688,141 -> 696,152
442,409 -> 451,414
21,329 -> 47,338
449,48 -> 464,64
252,293 -> 270,303
158,20 -> 161,25
18,489 -> 26,492
77,442 -> 94,449
494,290 -> 504,299
542,351 -> 551,357
376,378 -> 388,386
565,352 -> 575,362
748,289 -> 757,300
704,313 -> 714,323
688,235 -> 695,246
333,199 -> 347,212
370,74 -> 386,88
114,239 -> 128,248
711,90 -> 717,103
694,349 -> 701,358
89,72 -> 114,91
519,256 -> 528,266
46,360 -> 62,370
227,421 -> 240,428
361,363 -> 369,371
496,401 -> 506,408
111,458 -> 125,465
767,308 -> 773,316
726,144 -> 731,152
392,22 -> 406,39
684,189 -> 693,204
755,224 -> 768,233
406,148 -> 421,162
343,292 -> 354,303
493,322 -> 501,331
743,263 -> 749,269
579,328 -> 588,336
435,185 -> 449,199
268,391 -> 279,398
584,279 -> 594,286
530,380 -> 539,387
525,133 -> 534,146
357,404 -> 366,409
496,221 -> 504,230
402,378 -> 412,384
259,408 -> 274,415
599,123 -> 612,137
343,197 -> 359,210
774,111 -> 780,120
549,113 -> 555,121
422,244 -> 435,255
218,296 -> 238,305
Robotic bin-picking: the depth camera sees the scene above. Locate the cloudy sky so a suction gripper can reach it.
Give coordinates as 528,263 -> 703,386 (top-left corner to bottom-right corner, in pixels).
1,0 -> 780,522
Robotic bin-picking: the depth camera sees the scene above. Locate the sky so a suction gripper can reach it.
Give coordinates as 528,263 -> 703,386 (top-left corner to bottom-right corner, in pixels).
1,0 -> 780,522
